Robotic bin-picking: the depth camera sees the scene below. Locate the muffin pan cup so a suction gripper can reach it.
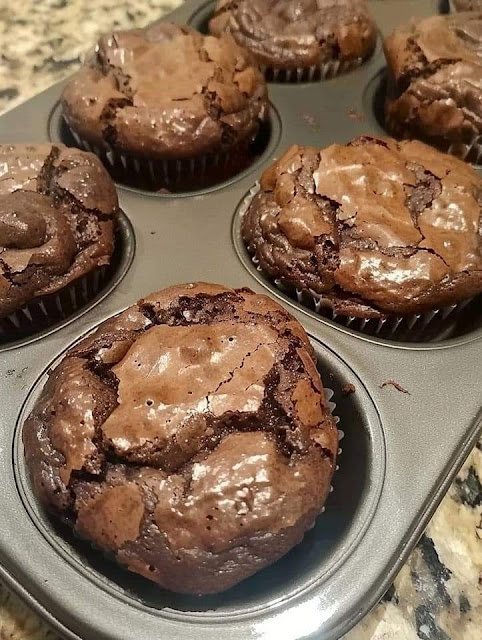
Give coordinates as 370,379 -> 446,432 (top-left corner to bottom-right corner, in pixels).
0,1 -> 481,640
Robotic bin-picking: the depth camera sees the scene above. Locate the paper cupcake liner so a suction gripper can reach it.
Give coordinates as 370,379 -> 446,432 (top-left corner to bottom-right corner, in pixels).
318,387 -> 340,517
384,113 -> 482,167
446,134 -> 482,166
279,281 -> 474,341
260,57 -> 363,82
67,123 -> 249,191
0,267 -> 107,343
240,184 -> 474,341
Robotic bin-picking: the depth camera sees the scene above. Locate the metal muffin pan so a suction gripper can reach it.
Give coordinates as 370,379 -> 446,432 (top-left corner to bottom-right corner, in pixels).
0,0 -> 480,639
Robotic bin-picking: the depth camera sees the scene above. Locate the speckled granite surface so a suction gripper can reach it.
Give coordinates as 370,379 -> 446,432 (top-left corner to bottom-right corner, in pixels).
0,1 -> 480,639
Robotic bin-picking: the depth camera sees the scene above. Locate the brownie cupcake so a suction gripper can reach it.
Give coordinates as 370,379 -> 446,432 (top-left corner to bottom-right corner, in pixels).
241,137 -> 482,333
0,143 -> 118,340
209,0 -> 377,81
62,23 -> 269,191
23,283 -> 337,594
384,13 -> 482,164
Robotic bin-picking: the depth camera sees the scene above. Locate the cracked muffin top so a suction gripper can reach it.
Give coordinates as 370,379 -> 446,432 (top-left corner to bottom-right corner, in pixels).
61,22 -> 269,160
209,0 -> 377,71
23,283 -> 337,594
384,13 -> 482,148
242,136 -> 482,317
0,144 -> 118,319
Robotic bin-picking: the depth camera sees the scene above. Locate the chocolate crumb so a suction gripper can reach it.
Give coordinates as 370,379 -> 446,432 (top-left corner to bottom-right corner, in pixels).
348,109 -> 364,122
341,383 -> 355,395
380,380 -> 410,394
302,113 -> 320,131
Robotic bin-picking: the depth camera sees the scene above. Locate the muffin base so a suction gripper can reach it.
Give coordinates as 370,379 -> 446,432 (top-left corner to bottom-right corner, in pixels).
260,57 -> 363,83
272,276 -> 475,342
0,268 -> 107,344
384,113 -> 482,167
240,184 -> 476,342
446,134 -> 482,166
67,123 -> 254,192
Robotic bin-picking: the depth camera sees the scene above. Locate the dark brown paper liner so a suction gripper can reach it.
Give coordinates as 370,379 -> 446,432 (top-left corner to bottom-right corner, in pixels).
67,123 -> 250,191
0,267 -> 107,343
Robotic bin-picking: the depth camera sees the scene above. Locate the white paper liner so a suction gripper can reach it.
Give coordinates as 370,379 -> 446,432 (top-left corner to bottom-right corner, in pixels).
259,56 -> 363,82
0,267 -> 107,342
240,184 -> 474,341
67,123 -> 247,189
319,387 -> 340,515
446,134 -> 482,166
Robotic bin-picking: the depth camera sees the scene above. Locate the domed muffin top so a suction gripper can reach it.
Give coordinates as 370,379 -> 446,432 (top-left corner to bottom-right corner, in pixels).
0,143 -> 118,318
62,23 -> 269,159
209,0 -> 377,69
242,136 -> 482,316
23,283 -> 337,594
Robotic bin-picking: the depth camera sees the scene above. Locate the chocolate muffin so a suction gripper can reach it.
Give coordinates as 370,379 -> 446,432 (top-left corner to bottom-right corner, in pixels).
209,0 -> 377,81
242,137 -> 482,318
23,283 -> 337,594
452,1 -> 482,10
384,13 -> 482,164
0,144 -> 118,334
62,23 -> 269,190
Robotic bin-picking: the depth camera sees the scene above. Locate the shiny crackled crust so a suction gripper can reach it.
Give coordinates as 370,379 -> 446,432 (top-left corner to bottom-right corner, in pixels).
0,144 -> 118,319
242,137 -> 482,317
384,13 -> 482,147
62,23 -> 269,160
209,0 -> 377,70
23,283 -> 337,594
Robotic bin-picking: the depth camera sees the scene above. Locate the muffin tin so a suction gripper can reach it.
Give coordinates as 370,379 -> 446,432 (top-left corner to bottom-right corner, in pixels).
0,1 -> 480,639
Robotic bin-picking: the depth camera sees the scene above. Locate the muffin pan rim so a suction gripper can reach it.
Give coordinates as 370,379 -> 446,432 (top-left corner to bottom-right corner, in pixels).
0,0 -> 481,639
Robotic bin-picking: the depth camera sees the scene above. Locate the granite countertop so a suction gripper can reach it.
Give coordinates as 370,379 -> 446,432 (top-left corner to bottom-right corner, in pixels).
0,1 -> 481,639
